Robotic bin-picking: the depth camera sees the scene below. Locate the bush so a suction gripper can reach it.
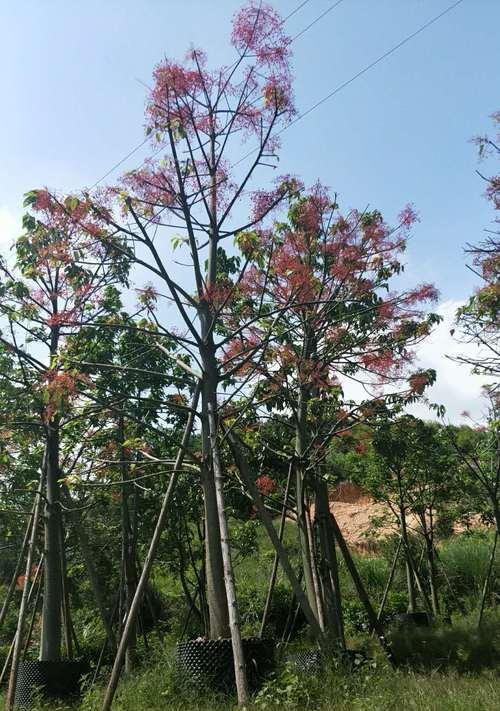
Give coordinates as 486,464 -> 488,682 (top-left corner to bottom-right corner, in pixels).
439,532 -> 499,613
390,611 -> 500,673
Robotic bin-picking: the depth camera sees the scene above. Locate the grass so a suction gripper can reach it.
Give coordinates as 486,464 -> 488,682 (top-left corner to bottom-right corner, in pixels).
3,663 -> 500,711
1,527 -> 499,709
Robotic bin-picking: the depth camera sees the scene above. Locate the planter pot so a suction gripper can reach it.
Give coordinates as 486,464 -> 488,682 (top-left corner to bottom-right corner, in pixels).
393,612 -> 431,629
287,648 -> 367,674
14,660 -> 87,709
287,649 -> 322,674
175,637 -> 275,691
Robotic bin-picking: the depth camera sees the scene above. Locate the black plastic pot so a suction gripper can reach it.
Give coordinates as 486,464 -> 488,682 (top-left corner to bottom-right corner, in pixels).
287,648 -> 367,674
393,612 -> 431,629
175,637 -> 275,691
14,660 -> 87,709
287,649 -> 322,674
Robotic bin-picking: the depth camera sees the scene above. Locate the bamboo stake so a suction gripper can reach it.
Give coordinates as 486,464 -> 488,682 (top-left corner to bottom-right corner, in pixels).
377,537 -> 402,622
315,479 -> 345,647
404,540 -> 433,617
92,594 -> 120,687
0,504 -> 34,633
100,383 -> 200,711
0,557 -> 43,687
22,563 -> 43,658
0,638 -> 14,688
328,511 -> 397,668
226,430 -> 325,646
59,522 -> 73,659
62,482 -> 117,651
305,504 -> 325,632
6,472 -> 44,711
259,461 -> 293,638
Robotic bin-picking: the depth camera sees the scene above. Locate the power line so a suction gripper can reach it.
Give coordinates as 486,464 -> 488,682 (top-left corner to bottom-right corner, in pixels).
88,0 -> 340,189
283,0 -> 312,22
234,0 -> 465,167
89,138 -> 149,191
88,0 -> 464,206
288,0 -> 465,128
292,0 -> 345,41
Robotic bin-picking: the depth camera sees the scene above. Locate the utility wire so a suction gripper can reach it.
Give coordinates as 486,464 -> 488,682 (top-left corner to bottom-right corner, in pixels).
284,0 -> 312,22
88,0 -> 339,190
89,138 -> 149,190
288,0 -> 465,128
292,0 -> 345,41
89,0 -> 464,190
233,0 -> 465,167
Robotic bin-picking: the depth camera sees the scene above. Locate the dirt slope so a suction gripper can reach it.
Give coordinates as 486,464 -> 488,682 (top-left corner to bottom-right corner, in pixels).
328,482 -> 395,553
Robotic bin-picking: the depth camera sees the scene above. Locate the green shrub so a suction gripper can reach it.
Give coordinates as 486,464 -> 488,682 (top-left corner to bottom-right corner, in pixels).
254,663 -> 321,708
439,532 -> 499,613
390,612 -> 500,673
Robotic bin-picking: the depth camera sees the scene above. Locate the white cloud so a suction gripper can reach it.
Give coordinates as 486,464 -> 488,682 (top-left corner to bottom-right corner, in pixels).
408,300 -> 488,423
340,300 -> 488,424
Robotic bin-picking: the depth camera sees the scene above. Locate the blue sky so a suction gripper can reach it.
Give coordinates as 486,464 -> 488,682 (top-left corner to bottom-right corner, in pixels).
0,0 -> 498,420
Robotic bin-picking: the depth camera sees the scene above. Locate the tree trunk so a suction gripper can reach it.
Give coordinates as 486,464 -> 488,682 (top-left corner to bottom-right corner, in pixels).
200,353 -> 230,638
314,477 -> 344,646
399,505 -> 416,613
40,424 -> 63,661
208,403 -> 248,706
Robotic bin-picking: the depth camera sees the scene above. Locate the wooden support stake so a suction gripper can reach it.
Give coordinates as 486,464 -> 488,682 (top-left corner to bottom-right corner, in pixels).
6,474 -> 44,711
328,511 -> 397,668
478,530 -> 498,628
226,429 -> 325,648
259,461 -> 293,638
0,504 -> 34,633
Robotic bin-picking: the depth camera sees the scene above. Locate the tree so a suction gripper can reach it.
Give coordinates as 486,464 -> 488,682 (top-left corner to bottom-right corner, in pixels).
40,3 -> 305,705
63,310 -> 186,666
448,393 -> 500,536
224,186 -> 440,636
0,192 -> 128,674
362,416 -> 455,616
455,111 -> 499,379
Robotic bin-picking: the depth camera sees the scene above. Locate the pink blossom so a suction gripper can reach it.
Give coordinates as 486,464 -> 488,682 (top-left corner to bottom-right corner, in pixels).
398,203 -> 420,229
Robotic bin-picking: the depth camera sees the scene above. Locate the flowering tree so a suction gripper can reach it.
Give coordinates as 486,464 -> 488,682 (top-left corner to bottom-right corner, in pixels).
18,2 -> 443,702
34,3 -> 305,705
224,185 -> 440,640
0,191 -> 128,708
